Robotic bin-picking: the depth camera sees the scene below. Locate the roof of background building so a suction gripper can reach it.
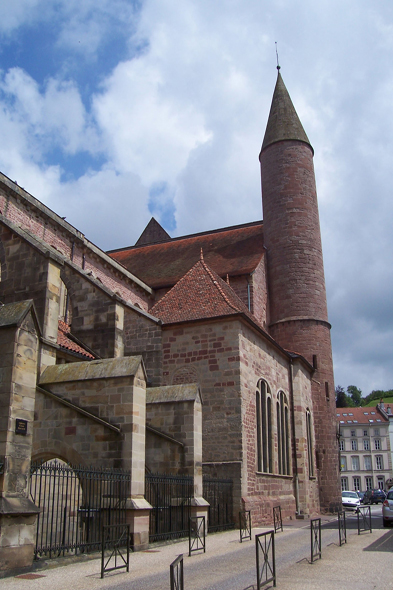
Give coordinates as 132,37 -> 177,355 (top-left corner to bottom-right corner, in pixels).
108,220 -> 264,290
336,406 -> 389,425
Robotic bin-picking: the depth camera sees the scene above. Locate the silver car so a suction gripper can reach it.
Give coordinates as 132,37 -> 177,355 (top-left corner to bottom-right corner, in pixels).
382,488 -> 393,527
342,491 -> 360,511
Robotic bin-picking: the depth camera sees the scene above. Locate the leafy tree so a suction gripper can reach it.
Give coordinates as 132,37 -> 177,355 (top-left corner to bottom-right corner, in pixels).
335,385 -> 353,408
347,385 -> 362,406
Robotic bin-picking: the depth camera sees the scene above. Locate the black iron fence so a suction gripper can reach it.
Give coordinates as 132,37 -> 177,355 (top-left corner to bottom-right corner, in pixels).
145,473 -> 193,542
101,524 -> 130,578
30,460 -> 130,559
203,477 -> 234,532
310,518 -> 321,563
357,506 -> 372,535
239,510 -> 252,542
255,530 -> 276,589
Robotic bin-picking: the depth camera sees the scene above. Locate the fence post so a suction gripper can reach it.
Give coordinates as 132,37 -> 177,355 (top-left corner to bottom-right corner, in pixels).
189,516 -> 206,556
273,505 -> 283,533
357,506 -> 372,535
101,523 -> 130,579
338,511 -> 347,546
170,554 -> 184,590
310,518 -> 321,563
239,510 -> 252,542
255,530 -> 276,589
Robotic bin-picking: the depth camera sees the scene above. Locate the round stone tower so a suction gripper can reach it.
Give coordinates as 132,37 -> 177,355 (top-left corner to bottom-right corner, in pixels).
260,69 -> 340,512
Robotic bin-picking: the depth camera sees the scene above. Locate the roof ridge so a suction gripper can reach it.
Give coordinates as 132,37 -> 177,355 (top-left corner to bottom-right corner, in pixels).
201,260 -> 242,314
108,219 -> 264,254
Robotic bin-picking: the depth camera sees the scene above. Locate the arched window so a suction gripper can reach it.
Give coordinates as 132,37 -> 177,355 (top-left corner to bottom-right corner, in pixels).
306,409 -> 314,477
256,380 -> 272,473
277,391 -> 290,475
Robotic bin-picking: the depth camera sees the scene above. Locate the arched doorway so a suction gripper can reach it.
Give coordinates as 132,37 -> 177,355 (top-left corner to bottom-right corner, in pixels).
30,458 -> 130,559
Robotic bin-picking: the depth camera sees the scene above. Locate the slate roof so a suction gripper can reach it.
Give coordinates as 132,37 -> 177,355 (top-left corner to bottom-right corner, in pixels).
150,255 -> 259,325
261,70 -> 312,153
57,320 -> 95,360
108,220 -> 264,290
336,407 -> 388,425
40,355 -> 145,384
135,217 -> 171,246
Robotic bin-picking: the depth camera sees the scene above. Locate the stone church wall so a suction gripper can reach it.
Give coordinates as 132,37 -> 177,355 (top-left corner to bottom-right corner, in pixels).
0,176 -> 152,312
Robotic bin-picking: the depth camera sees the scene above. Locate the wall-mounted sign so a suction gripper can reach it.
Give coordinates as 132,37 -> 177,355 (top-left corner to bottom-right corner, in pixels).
15,419 -> 27,435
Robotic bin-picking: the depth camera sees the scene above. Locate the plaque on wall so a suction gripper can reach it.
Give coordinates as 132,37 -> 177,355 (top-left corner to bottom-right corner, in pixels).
15,419 -> 28,435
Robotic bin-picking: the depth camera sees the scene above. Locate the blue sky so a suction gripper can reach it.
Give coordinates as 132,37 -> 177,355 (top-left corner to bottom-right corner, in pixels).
0,0 -> 393,397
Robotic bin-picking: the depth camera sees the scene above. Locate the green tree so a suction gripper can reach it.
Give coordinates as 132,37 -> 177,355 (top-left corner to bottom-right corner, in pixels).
335,385 -> 353,408
347,385 -> 362,406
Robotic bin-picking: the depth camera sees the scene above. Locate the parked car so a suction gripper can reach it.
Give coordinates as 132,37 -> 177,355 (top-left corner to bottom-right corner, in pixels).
363,489 -> 386,505
357,491 -> 365,503
382,489 -> 393,527
342,491 -> 360,511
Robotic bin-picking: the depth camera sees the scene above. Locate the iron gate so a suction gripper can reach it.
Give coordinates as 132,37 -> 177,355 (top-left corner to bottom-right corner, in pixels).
145,473 -> 193,542
203,477 -> 234,532
30,460 -> 130,559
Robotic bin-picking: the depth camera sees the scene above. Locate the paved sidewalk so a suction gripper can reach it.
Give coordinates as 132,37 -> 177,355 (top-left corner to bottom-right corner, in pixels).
2,516 -> 393,589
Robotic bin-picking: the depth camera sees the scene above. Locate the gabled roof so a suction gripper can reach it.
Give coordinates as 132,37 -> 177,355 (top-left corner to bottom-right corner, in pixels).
0,300 -> 41,334
135,217 -> 171,246
336,407 -> 388,425
150,255 -> 257,325
57,320 -> 96,360
261,70 -> 312,153
108,220 -> 264,290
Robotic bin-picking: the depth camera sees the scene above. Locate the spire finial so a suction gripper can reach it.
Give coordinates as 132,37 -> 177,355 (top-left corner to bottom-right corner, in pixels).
275,42 -> 280,71
200,247 -> 204,261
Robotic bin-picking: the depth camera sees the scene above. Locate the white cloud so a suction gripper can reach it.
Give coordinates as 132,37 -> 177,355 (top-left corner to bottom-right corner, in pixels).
0,0 -> 392,396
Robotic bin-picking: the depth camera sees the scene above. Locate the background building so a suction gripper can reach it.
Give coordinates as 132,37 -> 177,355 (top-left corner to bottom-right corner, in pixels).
337,406 -> 392,492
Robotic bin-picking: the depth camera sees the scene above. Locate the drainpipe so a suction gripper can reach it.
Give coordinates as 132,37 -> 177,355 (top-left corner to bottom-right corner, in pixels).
289,357 -> 300,515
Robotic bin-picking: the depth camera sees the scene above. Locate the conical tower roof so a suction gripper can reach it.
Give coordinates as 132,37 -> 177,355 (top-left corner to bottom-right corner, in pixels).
261,70 -> 312,153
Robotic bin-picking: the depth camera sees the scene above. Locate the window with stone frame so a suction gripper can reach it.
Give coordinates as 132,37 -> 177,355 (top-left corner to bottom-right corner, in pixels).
340,456 -> 347,471
374,428 -> 380,436
376,455 -> 384,470
363,439 -> 370,451
374,439 -> 381,450
364,456 -> 372,471
306,409 -> 314,477
277,391 -> 290,476
256,379 -> 273,474
341,478 -> 348,491
351,456 -> 360,471
339,438 -> 345,452
353,477 -> 361,491
365,476 -> 373,491
351,439 -> 358,451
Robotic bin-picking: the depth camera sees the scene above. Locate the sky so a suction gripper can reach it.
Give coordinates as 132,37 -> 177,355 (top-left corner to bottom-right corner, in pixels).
0,0 -> 392,397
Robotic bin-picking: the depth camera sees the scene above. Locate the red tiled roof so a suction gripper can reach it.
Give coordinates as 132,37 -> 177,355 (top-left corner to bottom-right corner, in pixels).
108,221 -> 264,290
336,407 -> 388,424
150,256 -> 260,325
57,320 -> 95,360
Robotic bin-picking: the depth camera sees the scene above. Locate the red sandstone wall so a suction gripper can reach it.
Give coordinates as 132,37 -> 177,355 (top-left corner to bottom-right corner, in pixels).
261,141 -> 328,324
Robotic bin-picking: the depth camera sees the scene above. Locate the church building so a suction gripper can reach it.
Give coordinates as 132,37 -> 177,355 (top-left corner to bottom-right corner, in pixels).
0,69 -> 341,573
